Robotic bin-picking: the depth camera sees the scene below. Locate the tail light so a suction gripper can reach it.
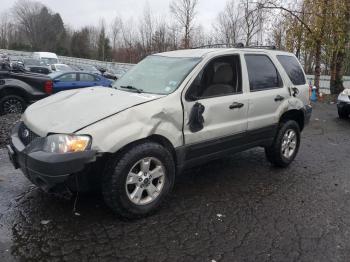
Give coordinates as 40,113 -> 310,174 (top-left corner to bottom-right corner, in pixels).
44,80 -> 53,94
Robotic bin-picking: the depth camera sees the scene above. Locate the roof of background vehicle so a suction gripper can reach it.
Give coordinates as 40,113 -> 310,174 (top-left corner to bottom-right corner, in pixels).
53,63 -> 71,67
33,52 -> 58,58
156,48 -> 295,58
48,71 -> 106,77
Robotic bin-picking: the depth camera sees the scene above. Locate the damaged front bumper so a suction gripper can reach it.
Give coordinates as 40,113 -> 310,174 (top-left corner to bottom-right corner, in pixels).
7,122 -> 97,192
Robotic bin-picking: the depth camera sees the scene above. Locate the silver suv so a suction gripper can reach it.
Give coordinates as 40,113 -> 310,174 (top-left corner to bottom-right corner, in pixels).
7,47 -> 312,218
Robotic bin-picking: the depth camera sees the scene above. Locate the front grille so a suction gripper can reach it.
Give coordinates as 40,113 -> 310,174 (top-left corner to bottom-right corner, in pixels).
18,122 -> 39,146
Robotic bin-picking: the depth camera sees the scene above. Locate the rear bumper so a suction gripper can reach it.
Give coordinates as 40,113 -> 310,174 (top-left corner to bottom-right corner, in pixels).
337,101 -> 350,113
303,104 -> 313,126
7,122 -> 97,192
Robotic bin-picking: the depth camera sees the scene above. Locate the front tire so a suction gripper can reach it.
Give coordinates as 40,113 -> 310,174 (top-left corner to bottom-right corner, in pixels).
265,120 -> 301,168
0,95 -> 26,115
102,142 -> 175,219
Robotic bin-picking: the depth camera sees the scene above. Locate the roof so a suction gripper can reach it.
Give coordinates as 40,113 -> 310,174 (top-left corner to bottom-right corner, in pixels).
33,52 -> 58,58
155,48 -> 294,58
53,63 -> 70,66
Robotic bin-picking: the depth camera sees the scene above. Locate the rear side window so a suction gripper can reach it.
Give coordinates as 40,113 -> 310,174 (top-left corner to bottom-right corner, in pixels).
277,55 -> 306,85
80,73 -> 95,82
245,54 -> 282,91
57,73 -> 76,82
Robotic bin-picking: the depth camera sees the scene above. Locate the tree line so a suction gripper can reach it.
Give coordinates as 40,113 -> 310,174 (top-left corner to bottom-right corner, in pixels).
0,0 -> 349,93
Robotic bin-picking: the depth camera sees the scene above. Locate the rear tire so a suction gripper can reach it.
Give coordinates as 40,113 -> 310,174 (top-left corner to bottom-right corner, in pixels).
265,120 -> 301,168
102,142 -> 175,219
0,95 -> 26,115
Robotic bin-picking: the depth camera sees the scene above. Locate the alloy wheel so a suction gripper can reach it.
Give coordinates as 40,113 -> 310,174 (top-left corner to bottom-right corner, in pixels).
3,98 -> 23,114
125,157 -> 165,205
281,129 -> 297,159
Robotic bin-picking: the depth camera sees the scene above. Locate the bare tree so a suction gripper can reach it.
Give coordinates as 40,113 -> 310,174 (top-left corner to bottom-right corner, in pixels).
152,17 -> 170,53
0,12 -> 13,49
139,3 -> 155,55
169,0 -> 198,48
167,22 -> 181,50
12,0 -> 65,51
241,0 -> 262,46
213,0 -> 241,45
12,0 -> 44,48
110,16 -> 122,51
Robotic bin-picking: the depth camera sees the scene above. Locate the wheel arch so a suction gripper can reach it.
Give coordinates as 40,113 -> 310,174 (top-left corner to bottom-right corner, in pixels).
0,86 -> 29,102
105,135 -> 177,168
279,109 -> 305,131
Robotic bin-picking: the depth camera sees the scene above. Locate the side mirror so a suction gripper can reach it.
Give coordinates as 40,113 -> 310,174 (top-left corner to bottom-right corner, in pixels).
188,102 -> 205,132
53,79 -> 60,83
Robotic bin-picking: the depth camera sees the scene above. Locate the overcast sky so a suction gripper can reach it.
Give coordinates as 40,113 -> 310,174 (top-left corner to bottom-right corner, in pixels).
1,0 -> 228,30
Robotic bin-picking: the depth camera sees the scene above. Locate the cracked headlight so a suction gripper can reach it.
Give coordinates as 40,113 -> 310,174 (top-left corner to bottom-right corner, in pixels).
43,134 -> 91,153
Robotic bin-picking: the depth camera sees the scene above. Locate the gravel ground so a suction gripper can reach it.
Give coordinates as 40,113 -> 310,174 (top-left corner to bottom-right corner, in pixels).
0,114 -> 21,148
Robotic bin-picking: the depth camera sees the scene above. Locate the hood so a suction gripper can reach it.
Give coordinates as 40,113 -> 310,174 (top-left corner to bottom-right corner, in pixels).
23,87 -> 163,136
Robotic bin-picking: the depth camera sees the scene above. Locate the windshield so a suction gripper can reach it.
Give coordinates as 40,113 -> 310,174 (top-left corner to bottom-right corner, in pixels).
48,72 -> 63,79
113,55 -> 201,95
56,64 -> 71,71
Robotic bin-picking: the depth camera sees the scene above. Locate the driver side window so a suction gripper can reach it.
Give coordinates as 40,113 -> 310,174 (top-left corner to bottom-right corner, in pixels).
187,55 -> 242,100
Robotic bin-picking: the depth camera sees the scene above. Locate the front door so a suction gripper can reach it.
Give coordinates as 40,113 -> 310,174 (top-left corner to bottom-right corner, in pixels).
182,55 -> 248,160
78,73 -> 98,88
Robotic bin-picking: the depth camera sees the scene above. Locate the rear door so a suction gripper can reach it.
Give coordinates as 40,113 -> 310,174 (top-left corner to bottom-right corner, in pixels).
78,73 -> 99,88
244,54 -> 290,133
53,73 -> 78,92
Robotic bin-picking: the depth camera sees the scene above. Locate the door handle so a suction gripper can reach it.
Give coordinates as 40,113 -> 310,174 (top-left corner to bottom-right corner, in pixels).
229,102 -> 244,109
274,95 -> 284,102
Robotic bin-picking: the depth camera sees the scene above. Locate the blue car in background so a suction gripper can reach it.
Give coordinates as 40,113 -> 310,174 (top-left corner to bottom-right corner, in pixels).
48,71 -> 112,93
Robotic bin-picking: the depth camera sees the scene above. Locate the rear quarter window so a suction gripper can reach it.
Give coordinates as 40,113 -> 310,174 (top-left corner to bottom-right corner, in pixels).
277,55 -> 306,85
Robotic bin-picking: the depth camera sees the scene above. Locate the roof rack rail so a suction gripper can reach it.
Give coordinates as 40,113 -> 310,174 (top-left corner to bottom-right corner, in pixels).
246,45 -> 277,50
192,43 -> 278,50
193,43 -> 245,49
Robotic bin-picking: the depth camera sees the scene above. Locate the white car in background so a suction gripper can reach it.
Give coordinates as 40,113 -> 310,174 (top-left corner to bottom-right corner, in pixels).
337,88 -> 350,119
32,52 -> 59,65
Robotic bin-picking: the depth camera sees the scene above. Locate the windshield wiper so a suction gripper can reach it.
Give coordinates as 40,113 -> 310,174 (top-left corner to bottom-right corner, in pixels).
120,85 -> 143,93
